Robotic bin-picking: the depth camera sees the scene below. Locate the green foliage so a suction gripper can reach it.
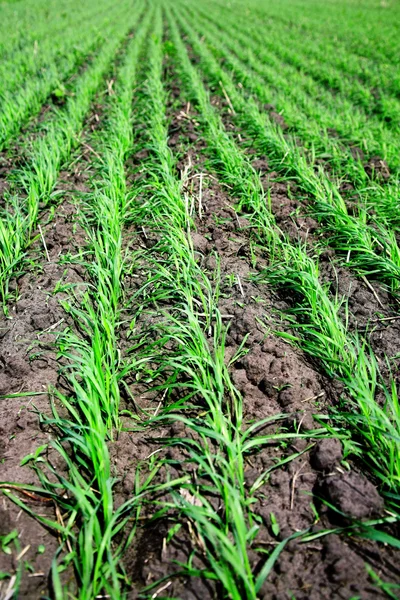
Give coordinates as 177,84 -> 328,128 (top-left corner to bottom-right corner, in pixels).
2,0 -> 400,597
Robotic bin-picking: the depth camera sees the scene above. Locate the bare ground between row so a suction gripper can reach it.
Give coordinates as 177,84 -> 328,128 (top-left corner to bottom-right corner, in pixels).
206,85 -> 400,378
1,56 -> 400,600
149,77 -> 400,598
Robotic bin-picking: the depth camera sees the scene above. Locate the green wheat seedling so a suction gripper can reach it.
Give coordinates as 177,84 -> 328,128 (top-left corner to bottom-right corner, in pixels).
1,5 -> 154,597
253,260 -> 400,490
32,8 -> 154,593
184,0 -> 400,162
195,0 -> 400,64
8,395 -> 184,599
0,0 -> 119,102
0,12 -> 108,151
205,0 -> 400,72
173,7 -> 400,293
0,197 -> 27,306
0,5 -> 137,312
109,13 -> 324,596
235,0 -> 400,95
196,0 -> 400,127
0,0 -> 104,58
166,6 -> 400,498
2,1 -> 400,597
57,7 -> 153,430
182,2 -> 400,235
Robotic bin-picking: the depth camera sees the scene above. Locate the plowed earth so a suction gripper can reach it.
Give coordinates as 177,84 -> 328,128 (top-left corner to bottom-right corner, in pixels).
1,20 -> 400,600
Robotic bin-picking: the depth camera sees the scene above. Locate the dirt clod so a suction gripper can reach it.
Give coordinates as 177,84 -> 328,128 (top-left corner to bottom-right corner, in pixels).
321,471 -> 384,520
311,438 -> 343,470
364,156 -> 391,180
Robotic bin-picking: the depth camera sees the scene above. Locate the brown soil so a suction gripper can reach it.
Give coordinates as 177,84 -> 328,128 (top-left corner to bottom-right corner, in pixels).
207,53 -> 398,192
1,51 -> 400,600
131,76 -> 400,598
0,167 -> 89,597
210,90 -> 400,377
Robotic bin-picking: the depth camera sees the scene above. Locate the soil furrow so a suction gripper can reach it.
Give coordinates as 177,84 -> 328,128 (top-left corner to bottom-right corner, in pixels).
0,168 -> 88,597
163,73 -> 399,599
2,2 -> 400,598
